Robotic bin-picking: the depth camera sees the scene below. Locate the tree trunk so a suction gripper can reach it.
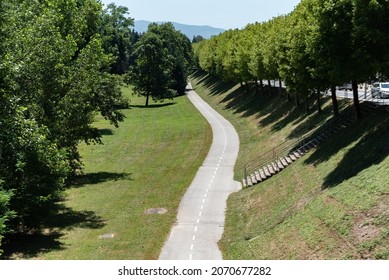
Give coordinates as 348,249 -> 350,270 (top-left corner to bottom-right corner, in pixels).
240,82 -> 244,88
305,94 -> 309,113
331,85 -> 339,116
295,92 -> 300,107
279,80 -> 282,98
145,91 -> 150,107
287,89 -> 291,102
255,79 -> 259,94
260,79 -> 263,89
245,81 -> 250,94
317,89 -> 322,113
352,80 -> 361,121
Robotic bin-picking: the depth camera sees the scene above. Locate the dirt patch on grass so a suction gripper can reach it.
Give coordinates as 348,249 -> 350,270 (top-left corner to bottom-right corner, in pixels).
352,214 -> 381,243
145,208 -> 168,215
351,194 -> 389,258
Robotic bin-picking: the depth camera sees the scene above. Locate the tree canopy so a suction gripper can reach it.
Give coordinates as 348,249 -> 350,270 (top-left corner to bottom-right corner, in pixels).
99,3 -> 137,74
193,0 -> 389,119
0,0 -> 128,251
130,23 -> 193,106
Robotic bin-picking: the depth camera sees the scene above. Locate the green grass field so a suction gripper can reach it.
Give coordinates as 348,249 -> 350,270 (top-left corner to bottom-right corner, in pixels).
5,73 -> 388,260
190,72 -> 389,260
4,86 -> 212,260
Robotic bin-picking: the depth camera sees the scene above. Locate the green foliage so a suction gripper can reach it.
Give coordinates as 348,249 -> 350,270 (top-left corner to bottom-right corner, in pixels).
195,0 -> 389,118
130,23 -> 193,106
192,35 -> 205,43
131,32 -> 173,106
0,98 -> 70,230
100,3 -> 136,74
0,0 -> 127,252
352,0 -> 389,78
3,0 -> 127,171
148,23 -> 193,95
0,189 -> 13,255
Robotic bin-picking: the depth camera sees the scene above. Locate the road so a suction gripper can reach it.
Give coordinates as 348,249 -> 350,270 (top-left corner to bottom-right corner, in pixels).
159,83 -> 241,260
266,80 -> 389,105
333,88 -> 389,105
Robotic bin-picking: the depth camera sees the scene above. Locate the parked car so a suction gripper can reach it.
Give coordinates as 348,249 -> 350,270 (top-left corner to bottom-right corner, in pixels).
371,82 -> 389,98
337,83 -> 352,91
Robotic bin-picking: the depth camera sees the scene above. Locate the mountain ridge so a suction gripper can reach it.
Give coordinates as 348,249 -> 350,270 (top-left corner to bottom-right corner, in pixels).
134,20 -> 225,40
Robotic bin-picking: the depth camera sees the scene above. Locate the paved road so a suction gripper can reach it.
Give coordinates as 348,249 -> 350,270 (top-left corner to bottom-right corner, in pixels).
267,79 -> 389,105
333,89 -> 389,105
159,83 -> 241,260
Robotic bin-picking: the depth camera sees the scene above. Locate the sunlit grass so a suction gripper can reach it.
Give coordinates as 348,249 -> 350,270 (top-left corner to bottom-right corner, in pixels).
32,86 -> 212,259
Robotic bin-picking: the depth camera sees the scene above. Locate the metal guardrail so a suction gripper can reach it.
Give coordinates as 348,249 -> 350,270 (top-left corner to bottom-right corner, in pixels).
242,85 -> 388,186
362,91 -> 387,107
242,107 -> 354,185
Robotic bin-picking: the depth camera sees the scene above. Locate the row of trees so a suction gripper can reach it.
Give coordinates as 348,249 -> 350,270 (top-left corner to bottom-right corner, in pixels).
0,0 -> 138,254
193,0 -> 389,119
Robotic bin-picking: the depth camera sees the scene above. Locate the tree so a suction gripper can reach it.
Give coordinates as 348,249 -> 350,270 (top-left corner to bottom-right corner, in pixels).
0,98 -> 70,230
248,23 -> 267,93
231,27 -> 255,92
192,35 -> 205,43
282,1 -> 322,111
4,0 -> 127,171
147,23 -> 193,95
0,0 -> 127,246
262,17 -> 290,98
351,0 -> 389,86
131,32 -> 174,106
308,0 -> 384,120
130,23 -> 193,105
0,0 -> 16,253
100,3 -> 135,74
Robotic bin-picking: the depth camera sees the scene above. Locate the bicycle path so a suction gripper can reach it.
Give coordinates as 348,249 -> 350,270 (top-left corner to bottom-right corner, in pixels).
159,83 -> 241,260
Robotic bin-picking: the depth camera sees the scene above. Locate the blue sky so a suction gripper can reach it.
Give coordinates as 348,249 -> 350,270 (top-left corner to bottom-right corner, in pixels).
101,0 -> 301,29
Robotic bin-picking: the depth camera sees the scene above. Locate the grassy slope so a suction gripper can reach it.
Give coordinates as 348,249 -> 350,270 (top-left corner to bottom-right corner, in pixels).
6,86 -> 212,260
190,72 -> 389,260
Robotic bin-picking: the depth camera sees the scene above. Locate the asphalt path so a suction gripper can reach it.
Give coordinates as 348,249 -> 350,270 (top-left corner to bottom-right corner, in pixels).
159,83 -> 241,260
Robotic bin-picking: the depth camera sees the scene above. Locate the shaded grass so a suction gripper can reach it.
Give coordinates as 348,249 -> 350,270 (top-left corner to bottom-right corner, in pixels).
3,86 -> 212,260
190,72 -> 350,180
190,72 -> 389,260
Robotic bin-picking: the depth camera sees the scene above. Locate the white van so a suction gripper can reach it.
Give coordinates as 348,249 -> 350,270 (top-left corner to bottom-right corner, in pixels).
371,82 -> 389,98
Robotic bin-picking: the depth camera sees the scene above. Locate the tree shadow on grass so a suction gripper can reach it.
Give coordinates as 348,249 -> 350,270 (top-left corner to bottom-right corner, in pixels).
130,102 -> 176,109
192,71 -> 237,97
68,172 -> 132,188
1,172 -> 132,258
1,206 -> 105,260
99,128 -> 114,136
195,75 -> 307,132
1,231 -> 64,259
192,72 -> 364,151
305,106 -> 389,189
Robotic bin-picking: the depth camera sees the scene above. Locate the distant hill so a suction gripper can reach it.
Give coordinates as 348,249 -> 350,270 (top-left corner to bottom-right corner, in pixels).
134,20 -> 225,40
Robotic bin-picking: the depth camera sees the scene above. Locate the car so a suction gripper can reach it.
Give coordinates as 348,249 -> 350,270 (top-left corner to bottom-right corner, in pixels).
338,83 -> 352,91
371,82 -> 389,98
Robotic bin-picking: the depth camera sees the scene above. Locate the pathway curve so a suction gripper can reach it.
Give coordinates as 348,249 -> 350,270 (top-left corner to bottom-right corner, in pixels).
159,83 -> 241,260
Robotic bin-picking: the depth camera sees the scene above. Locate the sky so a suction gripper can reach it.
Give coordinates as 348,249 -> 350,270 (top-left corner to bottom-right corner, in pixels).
101,0 -> 301,30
